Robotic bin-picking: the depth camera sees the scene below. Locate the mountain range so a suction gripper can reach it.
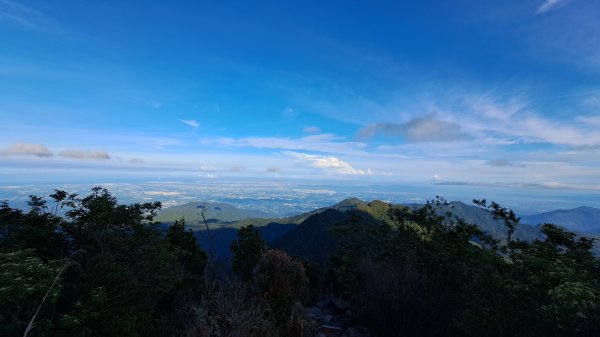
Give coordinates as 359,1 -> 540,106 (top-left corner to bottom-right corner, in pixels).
156,199 -> 599,261
155,202 -> 274,227
521,206 -> 600,235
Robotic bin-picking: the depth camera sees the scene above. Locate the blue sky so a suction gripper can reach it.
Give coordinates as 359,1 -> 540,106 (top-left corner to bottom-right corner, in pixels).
0,0 -> 599,195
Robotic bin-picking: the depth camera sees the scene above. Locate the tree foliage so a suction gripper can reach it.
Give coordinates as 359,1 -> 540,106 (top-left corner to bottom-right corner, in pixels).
230,225 -> 266,280
0,187 -> 206,337
325,198 -> 600,337
167,217 -> 207,288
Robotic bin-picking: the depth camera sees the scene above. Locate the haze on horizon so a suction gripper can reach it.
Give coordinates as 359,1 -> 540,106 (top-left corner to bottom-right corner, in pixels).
1,0 -> 599,207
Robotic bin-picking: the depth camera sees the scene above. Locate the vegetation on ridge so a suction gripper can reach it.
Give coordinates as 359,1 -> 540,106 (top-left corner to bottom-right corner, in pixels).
1,188 -> 598,337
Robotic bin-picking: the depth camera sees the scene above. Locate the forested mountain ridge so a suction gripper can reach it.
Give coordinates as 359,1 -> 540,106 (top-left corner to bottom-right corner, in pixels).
271,208 -> 384,264
4,188 -> 597,337
156,198 -> 597,260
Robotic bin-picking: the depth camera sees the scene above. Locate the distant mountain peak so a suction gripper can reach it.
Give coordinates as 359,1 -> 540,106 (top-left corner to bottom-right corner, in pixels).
335,197 -> 365,206
521,206 -> 600,235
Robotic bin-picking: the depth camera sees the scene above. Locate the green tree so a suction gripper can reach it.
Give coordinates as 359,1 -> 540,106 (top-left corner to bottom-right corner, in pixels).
0,250 -> 64,337
166,217 -> 207,286
57,187 -> 179,337
230,225 -> 266,280
0,197 -> 68,259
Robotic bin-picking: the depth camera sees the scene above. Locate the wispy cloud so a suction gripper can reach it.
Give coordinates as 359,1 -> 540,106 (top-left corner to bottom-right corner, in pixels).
283,150 -> 367,175
0,0 -> 57,30
59,149 -> 110,160
426,93 -> 600,148
528,1 -> 600,71
201,134 -> 367,155
129,95 -> 162,109
180,119 -> 199,128
536,0 -> 573,14
0,142 -> 53,157
136,136 -> 186,149
283,107 -> 297,119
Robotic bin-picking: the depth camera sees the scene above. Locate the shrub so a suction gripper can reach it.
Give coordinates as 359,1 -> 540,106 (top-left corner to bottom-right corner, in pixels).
186,283 -> 278,337
253,249 -> 310,337
254,249 -> 308,303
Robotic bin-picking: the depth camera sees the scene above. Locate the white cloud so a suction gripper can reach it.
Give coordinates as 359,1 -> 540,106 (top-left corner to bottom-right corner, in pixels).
198,162 -> 216,179
0,142 -> 53,157
514,115 -> 599,146
283,107 -> 297,118
180,119 -> 199,128
303,126 -> 322,134
466,95 -> 524,122
578,115 -> 600,126
536,0 -> 573,14
59,149 -> 110,160
439,94 -> 600,148
283,151 -> 366,175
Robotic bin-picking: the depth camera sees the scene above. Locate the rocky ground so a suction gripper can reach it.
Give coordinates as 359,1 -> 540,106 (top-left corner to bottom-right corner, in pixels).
299,298 -> 371,337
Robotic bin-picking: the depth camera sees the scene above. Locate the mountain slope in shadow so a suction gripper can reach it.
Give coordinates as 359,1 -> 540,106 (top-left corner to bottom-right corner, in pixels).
271,208 -> 384,264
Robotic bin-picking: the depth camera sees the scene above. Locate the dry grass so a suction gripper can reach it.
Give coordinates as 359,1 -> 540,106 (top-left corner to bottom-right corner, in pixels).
186,282 -> 278,337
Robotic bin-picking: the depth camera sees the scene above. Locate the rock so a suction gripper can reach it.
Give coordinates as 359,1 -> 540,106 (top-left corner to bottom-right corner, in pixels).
330,297 -> 348,311
317,299 -> 329,308
346,328 -> 360,337
318,324 -> 344,336
303,306 -> 322,320
347,325 -> 370,337
312,298 -> 370,337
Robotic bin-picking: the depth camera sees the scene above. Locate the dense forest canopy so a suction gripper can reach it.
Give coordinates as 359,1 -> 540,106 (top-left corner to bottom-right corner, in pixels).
1,188 -> 599,337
